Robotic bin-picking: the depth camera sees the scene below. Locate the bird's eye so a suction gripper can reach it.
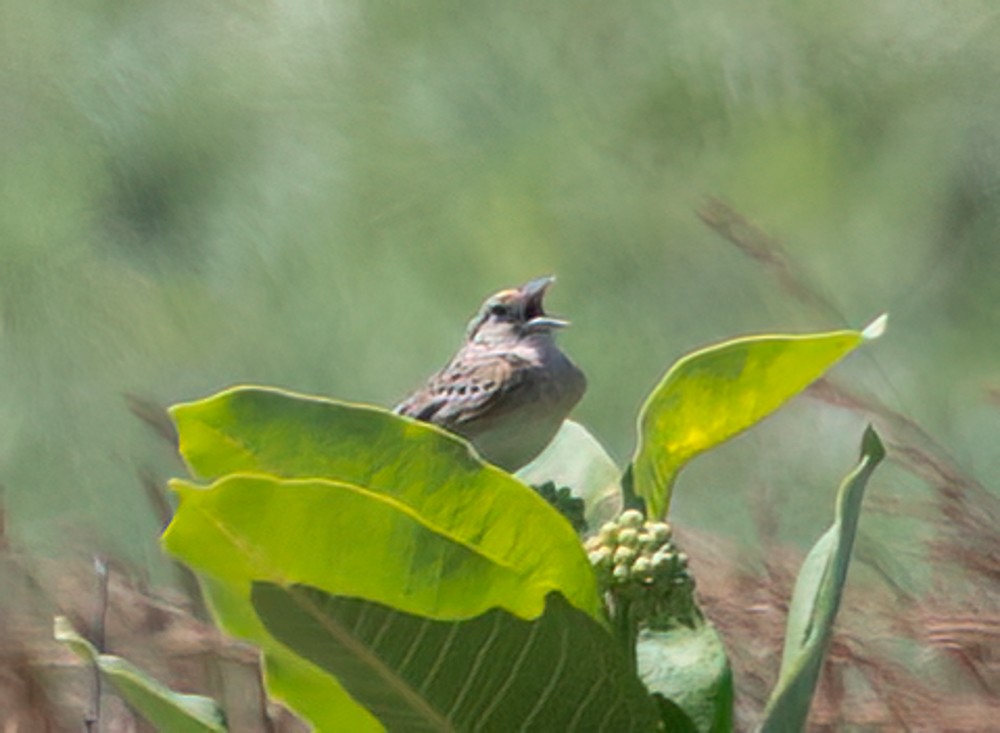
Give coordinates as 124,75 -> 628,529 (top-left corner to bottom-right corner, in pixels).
489,303 -> 508,317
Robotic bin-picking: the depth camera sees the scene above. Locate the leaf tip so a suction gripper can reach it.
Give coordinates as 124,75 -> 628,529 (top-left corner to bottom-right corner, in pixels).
53,615 -> 73,642
54,616 -> 99,661
166,394 -> 200,422
861,313 -> 888,341
861,424 -> 886,464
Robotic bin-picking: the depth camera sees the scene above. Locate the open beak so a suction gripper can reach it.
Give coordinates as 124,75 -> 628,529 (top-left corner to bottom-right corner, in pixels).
520,276 -> 569,331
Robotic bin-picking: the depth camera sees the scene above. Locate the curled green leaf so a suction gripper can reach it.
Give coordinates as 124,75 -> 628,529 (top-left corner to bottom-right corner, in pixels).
758,425 -> 885,732
632,318 -> 885,518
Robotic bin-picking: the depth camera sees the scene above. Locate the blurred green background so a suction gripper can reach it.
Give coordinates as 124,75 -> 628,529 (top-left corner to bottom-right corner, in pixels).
3,0 -> 998,611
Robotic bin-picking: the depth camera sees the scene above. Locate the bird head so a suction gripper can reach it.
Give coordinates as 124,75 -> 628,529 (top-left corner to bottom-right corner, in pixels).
466,276 -> 569,343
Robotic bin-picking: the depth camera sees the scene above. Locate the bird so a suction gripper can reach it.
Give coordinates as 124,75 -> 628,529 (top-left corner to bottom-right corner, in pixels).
394,276 -> 586,472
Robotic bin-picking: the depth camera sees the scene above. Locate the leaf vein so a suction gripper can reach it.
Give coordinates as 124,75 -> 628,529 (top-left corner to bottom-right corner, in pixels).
291,588 -> 456,733
475,617 -> 541,731
445,613 -> 503,725
519,619 -> 569,730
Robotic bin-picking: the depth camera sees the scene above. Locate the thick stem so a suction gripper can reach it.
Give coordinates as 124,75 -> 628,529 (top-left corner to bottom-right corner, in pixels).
612,594 -> 639,674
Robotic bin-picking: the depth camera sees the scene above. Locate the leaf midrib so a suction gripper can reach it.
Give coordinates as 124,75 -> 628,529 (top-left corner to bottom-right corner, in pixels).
289,586 -> 458,733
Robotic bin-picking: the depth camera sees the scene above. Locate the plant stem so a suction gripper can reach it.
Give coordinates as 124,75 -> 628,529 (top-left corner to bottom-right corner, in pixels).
619,465 -> 646,515
86,556 -> 109,733
612,594 -> 639,674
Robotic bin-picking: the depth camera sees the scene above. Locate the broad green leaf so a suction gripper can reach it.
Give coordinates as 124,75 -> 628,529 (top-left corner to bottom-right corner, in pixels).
166,387 -> 602,730
758,426 -> 886,733
518,419 -> 623,528
198,575 -> 381,732
637,622 -> 733,733
169,386 -> 598,618
164,473 -> 582,621
253,584 -> 660,733
163,468 -> 600,730
632,316 -> 886,518
54,616 -> 226,733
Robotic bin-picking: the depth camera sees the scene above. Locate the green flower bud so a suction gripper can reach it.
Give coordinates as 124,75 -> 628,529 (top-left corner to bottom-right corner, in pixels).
632,556 -> 652,578
648,522 -> 672,543
613,545 -> 637,565
598,522 -> 618,545
617,528 -> 640,548
651,549 -> 675,569
588,547 -> 613,568
619,509 -> 644,529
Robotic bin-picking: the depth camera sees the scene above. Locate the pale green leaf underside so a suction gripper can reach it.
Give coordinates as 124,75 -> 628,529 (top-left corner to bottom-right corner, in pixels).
758,426 -> 886,732
54,617 -> 226,733
253,584 -> 660,733
518,419 -> 623,528
637,622 -> 733,733
633,322 -> 883,518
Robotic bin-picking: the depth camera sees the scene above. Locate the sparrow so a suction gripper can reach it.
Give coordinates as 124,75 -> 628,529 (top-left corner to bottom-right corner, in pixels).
394,276 -> 586,472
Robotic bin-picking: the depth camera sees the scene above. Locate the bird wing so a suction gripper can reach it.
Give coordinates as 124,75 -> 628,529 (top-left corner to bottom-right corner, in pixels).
394,352 -> 534,430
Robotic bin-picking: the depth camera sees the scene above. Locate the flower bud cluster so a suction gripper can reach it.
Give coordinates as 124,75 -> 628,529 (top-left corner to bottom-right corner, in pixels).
585,509 -> 696,627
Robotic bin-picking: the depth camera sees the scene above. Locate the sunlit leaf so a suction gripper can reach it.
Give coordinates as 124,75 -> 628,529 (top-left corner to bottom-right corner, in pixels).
54,616 -> 226,733
758,426 -> 886,732
169,386 -> 598,618
163,472 -> 599,728
166,387 -> 604,729
253,584 -> 660,732
164,473 -> 587,621
632,316 -> 886,518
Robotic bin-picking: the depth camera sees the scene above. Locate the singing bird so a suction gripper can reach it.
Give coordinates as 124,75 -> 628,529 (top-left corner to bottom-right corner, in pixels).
394,276 -> 586,471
